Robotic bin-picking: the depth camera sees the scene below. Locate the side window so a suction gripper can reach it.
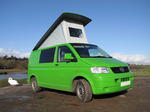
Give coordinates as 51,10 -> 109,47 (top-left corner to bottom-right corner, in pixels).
57,46 -> 76,62
39,48 -> 55,63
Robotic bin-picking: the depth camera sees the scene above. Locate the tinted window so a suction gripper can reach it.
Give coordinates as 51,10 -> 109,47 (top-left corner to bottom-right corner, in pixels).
69,27 -> 83,38
40,48 -> 55,63
57,46 -> 76,62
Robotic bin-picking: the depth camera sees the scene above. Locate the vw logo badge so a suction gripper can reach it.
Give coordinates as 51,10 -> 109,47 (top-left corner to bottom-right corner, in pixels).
120,66 -> 125,73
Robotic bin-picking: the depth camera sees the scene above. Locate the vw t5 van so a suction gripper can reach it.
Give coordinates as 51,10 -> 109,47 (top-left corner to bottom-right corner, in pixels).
28,13 -> 134,102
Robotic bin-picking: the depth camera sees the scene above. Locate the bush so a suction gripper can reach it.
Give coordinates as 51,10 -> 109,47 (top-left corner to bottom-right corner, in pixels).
0,55 -> 28,69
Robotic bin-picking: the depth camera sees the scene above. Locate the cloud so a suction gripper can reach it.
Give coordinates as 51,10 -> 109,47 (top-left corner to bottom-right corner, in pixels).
0,48 -> 30,58
111,53 -> 150,65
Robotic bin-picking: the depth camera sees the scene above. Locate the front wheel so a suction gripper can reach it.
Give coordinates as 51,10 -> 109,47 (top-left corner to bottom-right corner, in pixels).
76,79 -> 93,102
30,77 -> 41,93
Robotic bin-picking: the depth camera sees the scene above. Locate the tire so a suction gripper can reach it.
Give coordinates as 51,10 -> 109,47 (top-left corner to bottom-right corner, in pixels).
76,79 -> 93,102
30,77 -> 41,93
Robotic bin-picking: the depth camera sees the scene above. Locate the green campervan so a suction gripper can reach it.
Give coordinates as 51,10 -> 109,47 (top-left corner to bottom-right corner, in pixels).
28,12 -> 134,102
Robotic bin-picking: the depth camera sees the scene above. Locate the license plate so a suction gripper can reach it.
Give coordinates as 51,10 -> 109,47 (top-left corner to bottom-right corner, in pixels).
121,81 -> 131,87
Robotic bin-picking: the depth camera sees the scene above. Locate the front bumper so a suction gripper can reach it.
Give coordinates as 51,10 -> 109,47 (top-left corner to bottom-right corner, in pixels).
91,72 -> 134,95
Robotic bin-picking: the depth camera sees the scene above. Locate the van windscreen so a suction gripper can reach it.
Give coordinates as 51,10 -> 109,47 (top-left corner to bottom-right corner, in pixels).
72,44 -> 112,58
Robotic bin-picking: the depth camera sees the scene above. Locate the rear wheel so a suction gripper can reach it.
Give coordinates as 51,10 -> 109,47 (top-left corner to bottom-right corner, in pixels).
30,77 -> 41,93
76,79 -> 93,102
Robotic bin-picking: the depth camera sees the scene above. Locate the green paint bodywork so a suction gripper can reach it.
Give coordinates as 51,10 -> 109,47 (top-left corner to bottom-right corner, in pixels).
28,43 -> 134,95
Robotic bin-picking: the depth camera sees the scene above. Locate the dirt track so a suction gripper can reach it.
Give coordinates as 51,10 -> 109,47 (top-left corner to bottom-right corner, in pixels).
0,77 -> 150,112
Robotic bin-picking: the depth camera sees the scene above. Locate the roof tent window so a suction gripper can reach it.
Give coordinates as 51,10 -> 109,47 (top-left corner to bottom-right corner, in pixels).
39,48 -> 55,63
69,27 -> 83,38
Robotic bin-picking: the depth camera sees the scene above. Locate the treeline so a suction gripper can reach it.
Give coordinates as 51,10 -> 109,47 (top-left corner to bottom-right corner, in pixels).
0,55 -> 28,69
128,64 -> 150,69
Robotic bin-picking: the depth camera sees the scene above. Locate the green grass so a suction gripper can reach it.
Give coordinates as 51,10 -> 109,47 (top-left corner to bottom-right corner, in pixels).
131,66 -> 150,77
0,78 -> 27,87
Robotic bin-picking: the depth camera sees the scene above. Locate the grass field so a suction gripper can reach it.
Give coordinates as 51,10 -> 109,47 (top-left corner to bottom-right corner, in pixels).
129,65 -> 150,77
131,68 -> 150,77
0,78 -> 27,87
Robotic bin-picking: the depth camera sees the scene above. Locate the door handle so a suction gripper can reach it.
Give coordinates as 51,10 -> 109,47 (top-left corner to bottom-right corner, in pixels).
55,64 -> 59,66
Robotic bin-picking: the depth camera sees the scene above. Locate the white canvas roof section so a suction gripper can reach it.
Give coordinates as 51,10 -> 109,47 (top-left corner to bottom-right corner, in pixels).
33,12 -> 92,51
38,21 -> 67,49
38,20 -> 88,49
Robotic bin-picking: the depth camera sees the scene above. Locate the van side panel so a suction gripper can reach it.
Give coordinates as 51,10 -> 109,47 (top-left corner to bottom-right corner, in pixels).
28,50 -> 40,84
28,48 -> 57,88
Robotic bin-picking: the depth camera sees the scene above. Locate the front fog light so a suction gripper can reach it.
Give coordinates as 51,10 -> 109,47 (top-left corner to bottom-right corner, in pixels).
91,67 -> 110,74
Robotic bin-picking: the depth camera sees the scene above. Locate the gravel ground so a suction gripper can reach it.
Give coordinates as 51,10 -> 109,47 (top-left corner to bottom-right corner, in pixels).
0,77 -> 150,112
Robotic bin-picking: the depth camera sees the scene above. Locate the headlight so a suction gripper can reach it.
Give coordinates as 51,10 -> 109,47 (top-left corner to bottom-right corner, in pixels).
91,67 -> 110,74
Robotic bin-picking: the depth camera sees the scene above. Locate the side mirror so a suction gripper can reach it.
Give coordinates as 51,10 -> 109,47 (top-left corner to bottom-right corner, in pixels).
64,53 -> 74,60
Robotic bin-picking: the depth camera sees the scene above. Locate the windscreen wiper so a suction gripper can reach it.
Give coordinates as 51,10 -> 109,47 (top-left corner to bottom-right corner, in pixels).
92,56 -> 113,58
92,56 -> 107,58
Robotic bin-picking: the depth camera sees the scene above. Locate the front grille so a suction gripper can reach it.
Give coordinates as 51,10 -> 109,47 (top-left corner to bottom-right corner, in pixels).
121,77 -> 129,82
111,67 -> 129,73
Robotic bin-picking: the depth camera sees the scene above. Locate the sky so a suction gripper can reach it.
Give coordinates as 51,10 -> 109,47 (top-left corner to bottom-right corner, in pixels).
0,0 -> 150,65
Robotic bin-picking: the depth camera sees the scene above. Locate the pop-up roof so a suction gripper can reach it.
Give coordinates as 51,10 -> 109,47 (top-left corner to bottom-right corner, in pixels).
33,12 -> 92,51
